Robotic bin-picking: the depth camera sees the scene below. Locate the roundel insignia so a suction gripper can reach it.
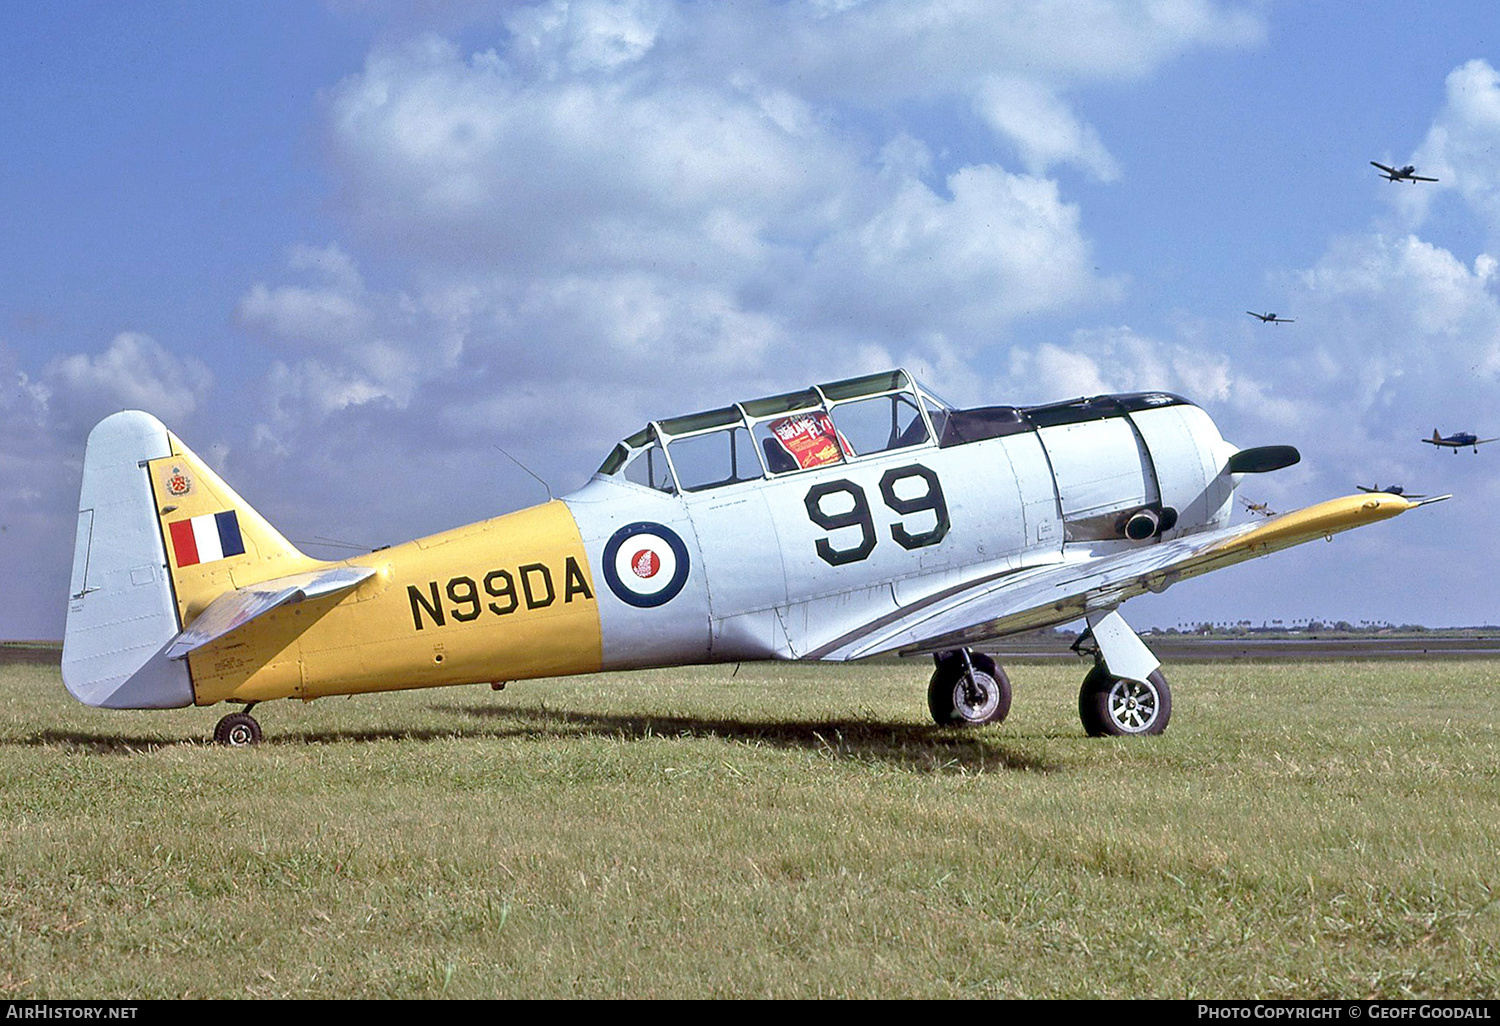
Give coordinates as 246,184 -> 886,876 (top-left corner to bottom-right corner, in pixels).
603,522 -> 689,608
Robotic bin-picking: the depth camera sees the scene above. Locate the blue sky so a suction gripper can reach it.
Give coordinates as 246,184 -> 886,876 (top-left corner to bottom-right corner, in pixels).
5,1 -> 1500,640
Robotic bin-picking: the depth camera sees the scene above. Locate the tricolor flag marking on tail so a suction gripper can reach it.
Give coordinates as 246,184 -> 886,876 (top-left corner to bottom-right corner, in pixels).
169,511 -> 246,567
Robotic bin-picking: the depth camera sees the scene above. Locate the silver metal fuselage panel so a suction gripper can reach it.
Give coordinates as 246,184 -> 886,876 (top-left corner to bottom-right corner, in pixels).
567,399 -> 1235,666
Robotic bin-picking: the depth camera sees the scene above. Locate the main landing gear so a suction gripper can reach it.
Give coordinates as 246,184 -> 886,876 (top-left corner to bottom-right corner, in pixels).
926,610 -> 1172,737
928,649 -> 1012,726
213,704 -> 262,747
1071,609 -> 1171,736
1076,664 -> 1172,737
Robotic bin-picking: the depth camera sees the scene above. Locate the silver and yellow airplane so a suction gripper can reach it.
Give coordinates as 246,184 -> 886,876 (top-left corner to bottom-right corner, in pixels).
62,369 -> 1445,744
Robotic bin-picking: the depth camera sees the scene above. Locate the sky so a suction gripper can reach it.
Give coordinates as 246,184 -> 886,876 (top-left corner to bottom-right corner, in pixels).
4,0 -> 1500,640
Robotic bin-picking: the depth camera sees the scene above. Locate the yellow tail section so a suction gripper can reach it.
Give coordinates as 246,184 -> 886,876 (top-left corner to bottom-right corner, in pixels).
147,435 -> 322,625
70,413 -> 605,710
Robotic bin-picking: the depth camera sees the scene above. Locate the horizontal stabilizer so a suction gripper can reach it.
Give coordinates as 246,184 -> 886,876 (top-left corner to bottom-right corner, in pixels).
166,566 -> 376,660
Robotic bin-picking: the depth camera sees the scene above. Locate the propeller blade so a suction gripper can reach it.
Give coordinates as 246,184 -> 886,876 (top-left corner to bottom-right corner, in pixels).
1226,445 -> 1301,474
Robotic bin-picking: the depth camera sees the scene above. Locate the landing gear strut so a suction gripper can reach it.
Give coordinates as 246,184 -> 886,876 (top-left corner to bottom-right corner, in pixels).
213,704 -> 262,747
928,649 -> 1011,726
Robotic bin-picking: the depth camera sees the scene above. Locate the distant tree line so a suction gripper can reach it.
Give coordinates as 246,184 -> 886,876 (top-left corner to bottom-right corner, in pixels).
1148,620 -> 1436,636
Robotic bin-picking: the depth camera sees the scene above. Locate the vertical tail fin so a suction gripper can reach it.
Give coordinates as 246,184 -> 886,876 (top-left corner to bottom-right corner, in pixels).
64,412 -> 193,708
148,428 -> 316,623
63,411 -> 319,709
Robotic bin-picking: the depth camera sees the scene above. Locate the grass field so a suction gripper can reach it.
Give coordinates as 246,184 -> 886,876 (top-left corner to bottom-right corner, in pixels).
1,656 -> 1497,999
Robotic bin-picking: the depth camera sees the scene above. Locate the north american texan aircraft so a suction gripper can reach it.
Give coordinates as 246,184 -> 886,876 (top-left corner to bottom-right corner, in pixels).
1246,311 -> 1295,324
1371,161 -> 1438,183
62,370 -> 1446,745
1423,430 -> 1497,453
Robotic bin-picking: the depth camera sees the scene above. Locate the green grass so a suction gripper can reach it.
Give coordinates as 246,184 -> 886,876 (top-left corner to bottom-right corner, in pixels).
1,657 -> 1498,998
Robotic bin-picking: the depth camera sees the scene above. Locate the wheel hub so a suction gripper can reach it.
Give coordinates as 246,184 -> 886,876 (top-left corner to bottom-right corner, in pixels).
955,672 -> 1000,721
1107,678 -> 1159,732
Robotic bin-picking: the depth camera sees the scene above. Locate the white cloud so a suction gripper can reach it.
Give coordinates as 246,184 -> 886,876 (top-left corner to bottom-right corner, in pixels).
0,335 -> 215,638
708,0 -> 1263,101
238,246 -> 473,438
999,326 -> 1233,406
1416,58 -> 1500,246
324,33 -> 855,270
801,166 -> 1118,338
505,0 -> 668,75
974,77 -> 1121,181
43,332 -> 213,429
284,7 -> 1209,465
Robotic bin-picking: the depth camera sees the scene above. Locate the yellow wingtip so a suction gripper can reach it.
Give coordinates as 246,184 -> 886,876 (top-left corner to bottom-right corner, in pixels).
1212,492 -> 1427,558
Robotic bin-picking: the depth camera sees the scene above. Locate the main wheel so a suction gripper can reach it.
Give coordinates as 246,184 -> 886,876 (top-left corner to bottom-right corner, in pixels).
1078,665 -> 1171,737
213,711 -> 262,747
928,652 -> 1012,726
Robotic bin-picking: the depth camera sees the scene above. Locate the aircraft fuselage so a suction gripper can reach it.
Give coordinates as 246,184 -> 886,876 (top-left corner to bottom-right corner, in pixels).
63,383 -> 1240,710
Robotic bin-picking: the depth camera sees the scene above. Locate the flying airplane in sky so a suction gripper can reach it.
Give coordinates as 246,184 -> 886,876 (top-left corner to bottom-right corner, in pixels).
1371,161 -> 1438,183
1246,311 -> 1294,324
1356,485 -> 1428,499
62,370 -> 1445,745
1240,498 -> 1276,517
1423,430 -> 1497,453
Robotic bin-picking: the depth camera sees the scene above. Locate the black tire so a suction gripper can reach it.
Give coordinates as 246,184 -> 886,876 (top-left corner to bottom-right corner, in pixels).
1078,665 -> 1171,737
928,652 -> 1012,726
213,711 -> 262,747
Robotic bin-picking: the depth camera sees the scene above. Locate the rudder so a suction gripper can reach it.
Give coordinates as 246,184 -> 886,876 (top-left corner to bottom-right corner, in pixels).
63,411 -> 194,708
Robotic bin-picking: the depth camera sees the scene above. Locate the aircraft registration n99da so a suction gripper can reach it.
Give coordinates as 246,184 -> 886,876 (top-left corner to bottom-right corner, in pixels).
62,370 -> 1443,745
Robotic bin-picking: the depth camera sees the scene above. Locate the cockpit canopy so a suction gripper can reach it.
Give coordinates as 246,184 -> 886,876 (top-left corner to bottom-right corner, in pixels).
596,368 -> 1190,495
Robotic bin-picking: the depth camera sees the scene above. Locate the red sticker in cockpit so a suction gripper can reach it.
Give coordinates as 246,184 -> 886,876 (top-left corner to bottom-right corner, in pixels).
768,412 -> 852,470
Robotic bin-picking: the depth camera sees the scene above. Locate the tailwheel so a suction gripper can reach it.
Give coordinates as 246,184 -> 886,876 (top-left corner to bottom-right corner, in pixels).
928,650 -> 1011,726
213,709 -> 262,747
1078,665 -> 1171,737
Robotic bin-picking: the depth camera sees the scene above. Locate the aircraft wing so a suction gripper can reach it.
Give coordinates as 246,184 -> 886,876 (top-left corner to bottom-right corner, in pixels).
809,492 -> 1444,661
165,565 -> 377,660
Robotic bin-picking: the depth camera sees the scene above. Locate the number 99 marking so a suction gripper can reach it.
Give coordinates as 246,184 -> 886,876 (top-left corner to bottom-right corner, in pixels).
804,465 -> 949,566
804,480 -> 875,566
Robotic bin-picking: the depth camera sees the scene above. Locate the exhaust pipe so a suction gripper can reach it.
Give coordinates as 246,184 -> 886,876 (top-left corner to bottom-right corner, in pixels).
1124,509 -> 1160,541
